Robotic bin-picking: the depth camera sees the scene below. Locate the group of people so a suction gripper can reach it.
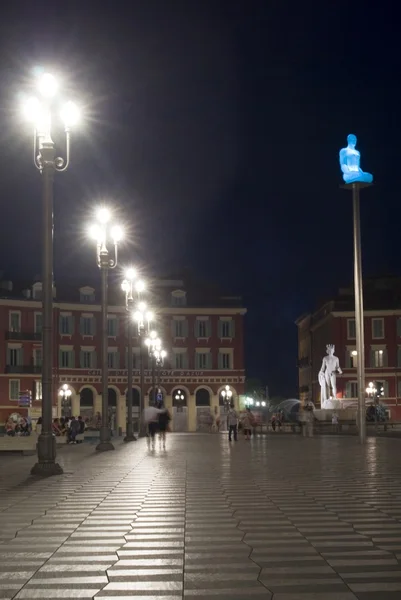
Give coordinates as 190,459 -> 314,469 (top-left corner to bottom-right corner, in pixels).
51,416 -> 86,443
5,416 -> 32,436
143,403 -> 171,450
227,406 -> 256,441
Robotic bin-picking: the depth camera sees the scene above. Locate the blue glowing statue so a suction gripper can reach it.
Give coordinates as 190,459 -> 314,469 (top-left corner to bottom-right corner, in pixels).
339,134 -> 373,184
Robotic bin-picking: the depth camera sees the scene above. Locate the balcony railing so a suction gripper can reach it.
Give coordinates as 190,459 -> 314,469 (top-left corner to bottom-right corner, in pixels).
6,331 -> 42,342
5,365 -> 42,374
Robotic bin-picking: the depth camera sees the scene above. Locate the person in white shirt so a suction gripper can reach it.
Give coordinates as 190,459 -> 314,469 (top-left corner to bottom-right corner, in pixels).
227,405 -> 238,441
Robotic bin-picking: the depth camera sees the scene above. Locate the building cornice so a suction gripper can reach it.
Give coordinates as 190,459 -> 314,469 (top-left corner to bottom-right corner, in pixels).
0,298 -> 246,315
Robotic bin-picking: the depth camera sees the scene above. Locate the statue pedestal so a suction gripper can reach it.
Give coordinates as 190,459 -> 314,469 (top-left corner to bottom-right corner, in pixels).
314,408 -> 357,422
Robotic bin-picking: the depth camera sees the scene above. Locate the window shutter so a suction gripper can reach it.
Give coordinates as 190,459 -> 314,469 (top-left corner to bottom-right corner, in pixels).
206,352 -> 212,369
230,320 -> 235,338
6,348 -> 11,364
183,319 -> 188,338
114,318 -> 119,337
91,317 -> 96,336
195,353 -> 200,370
58,315 -> 63,334
218,320 -> 223,338
370,349 -> 375,367
80,317 -> 85,335
206,319 -> 212,338
69,316 -> 74,334
384,381 -> 389,397
384,350 -> 388,368
194,320 -> 199,338
17,348 -> 23,365
218,353 -> 223,369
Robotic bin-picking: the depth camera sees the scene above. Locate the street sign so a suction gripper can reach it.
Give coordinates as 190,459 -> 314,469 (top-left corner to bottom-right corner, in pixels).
19,390 -> 32,408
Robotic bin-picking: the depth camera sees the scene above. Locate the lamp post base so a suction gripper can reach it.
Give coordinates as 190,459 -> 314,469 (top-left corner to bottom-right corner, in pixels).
96,441 -> 115,452
31,433 -> 63,477
124,434 -> 137,443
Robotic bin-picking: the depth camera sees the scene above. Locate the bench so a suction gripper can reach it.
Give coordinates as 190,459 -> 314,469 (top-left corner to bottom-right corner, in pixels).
0,435 -> 38,455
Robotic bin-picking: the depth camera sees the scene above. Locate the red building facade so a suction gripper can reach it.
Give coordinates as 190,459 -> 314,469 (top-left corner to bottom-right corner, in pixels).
0,277 -> 246,431
296,278 -> 401,419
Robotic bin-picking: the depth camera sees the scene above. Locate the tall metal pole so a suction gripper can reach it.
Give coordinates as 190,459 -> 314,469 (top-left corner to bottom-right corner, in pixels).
97,255 -> 114,452
139,337 -> 145,436
31,142 -> 62,476
353,183 -> 366,444
152,355 -> 156,406
124,301 -> 136,442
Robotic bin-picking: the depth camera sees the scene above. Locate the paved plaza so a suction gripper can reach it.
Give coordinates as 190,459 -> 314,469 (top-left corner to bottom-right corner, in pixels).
1,434 -> 401,599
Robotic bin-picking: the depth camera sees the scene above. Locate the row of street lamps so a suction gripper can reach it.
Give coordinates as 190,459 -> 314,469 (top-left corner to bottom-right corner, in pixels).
23,71 -> 169,474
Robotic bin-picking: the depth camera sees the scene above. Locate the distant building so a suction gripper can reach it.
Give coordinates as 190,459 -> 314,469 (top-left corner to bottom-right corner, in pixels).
0,276 -> 246,432
296,277 -> 401,419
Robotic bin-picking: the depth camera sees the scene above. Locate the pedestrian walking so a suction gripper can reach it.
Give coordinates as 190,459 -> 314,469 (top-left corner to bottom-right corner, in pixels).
227,404 -> 238,441
143,406 -> 163,450
241,408 -> 255,440
158,408 -> 171,450
271,415 -> 276,432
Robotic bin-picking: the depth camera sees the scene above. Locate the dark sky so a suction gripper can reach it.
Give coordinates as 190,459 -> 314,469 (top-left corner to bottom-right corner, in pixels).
0,1 -> 399,396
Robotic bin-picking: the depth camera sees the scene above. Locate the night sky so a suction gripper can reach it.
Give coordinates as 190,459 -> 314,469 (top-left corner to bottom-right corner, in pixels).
0,1 -> 400,396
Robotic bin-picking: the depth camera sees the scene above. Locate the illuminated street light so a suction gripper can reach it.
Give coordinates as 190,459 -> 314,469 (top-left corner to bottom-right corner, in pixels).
23,71 -> 80,477
121,267 -> 139,443
90,208 -> 123,452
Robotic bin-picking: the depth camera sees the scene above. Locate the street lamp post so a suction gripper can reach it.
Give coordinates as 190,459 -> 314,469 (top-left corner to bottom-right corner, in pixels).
145,331 -> 162,406
153,347 -> 167,403
59,384 -> 72,417
90,208 -> 123,452
221,385 -> 233,408
133,301 -> 153,435
121,270 -> 145,442
24,72 -> 79,477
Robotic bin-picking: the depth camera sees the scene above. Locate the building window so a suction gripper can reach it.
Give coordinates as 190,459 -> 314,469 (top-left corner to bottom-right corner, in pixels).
80,291 -> 95,303
346,350 -> 358,368
218,318 -> 235,338
60,350 -> 74,368
80,316 -> 95,336
171,290 -> 186,306
173,350 -> 188,369
195,318 -> 211,339
372,318 -> 384,339
80,350 -> 95,369
125,349 -> 139,369
346,382 -> 358,398
7,347 -> 23,366
32,282 -> 42,300
219,352 -> 232,369
35,381 -> 42,401
195,351 -> 211,370
35,313 -> 42,334
172,318 -> 188,338
107,317 -> 118,337
108,351 -> 119,369
371,349 -> 386,368
34,348 -> 42,367
9,379 -> 20,401
347,319 -> 356,339
59,315 -> 74,335
9,311 -> 21,332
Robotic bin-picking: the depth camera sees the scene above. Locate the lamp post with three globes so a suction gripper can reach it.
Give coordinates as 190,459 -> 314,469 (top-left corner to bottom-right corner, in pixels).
24,71 -> 79,476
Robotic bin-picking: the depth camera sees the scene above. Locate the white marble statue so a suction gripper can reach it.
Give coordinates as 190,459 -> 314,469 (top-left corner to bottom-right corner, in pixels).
319,344 -> 342,409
